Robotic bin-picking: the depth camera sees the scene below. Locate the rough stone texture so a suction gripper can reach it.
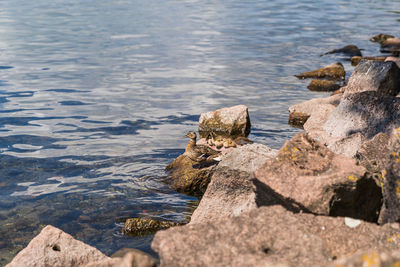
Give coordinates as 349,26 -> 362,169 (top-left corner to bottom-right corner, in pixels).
321,45 -> 362,57
356,132 -> 391,173
152,205 -> 400,267
343,60 -> 400,96
6,225 -> 108,267
288,94 -> 341,127
86,250 -> 157,267
351,56 -> 387,66
255,133 -> 382,222
303,103 -> 336,140
122,217 -> 182,236
295,62 -> 345,81
166,154 -> 216,197
307,79 -> 341,92
333,249 -> 400,267
190,143 -> 278,224
198,105 -> 251,138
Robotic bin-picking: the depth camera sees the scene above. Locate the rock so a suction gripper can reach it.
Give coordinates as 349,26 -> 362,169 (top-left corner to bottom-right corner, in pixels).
198,105 -> 251,138
307,79 -> 341,92
288,94 -> 341,127
385,56 -> 400,68
351,56 -> 387,66
381,37 -> 400,54
166,154 -> 216,197
122,217 -> 182,236
303,103 -> 337,141
6,225 -> 108,267
356,132 -> 391,174
343,60 -> 400,96
370,33 -> 395,43
152,205 -> 400,267
333,249 -> 400,267
321,45 -> 362,58
190,143 -> 279,224
295,62 -> 345,81
255,132 -> 382,222
87,250 -> 158,267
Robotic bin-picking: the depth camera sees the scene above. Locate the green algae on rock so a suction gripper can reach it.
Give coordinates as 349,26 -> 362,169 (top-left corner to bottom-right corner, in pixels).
122,217 -> 182,236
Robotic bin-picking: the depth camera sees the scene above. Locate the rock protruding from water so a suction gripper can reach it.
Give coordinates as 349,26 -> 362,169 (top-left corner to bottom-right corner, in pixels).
307,79 -> 341,92
190,143 -> 278,224
351,56 -> 387,66
380,37 -> 400,54
198,105 -> 251,138
295,62 -> 345,81
152,205 -> 400,267
320,44 -> 363,58
255,132 -> 382,222
122,217 -> 182,236
370,33 -> 395,44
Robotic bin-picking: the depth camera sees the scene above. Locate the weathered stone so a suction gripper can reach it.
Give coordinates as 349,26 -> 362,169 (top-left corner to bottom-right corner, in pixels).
166,154 -> 216,197
333,249 -> 400,267
343,60 -> 400,96
288,94 -> 341,127
152,205 -> 400,267
370,33 -> 395,43
255,133 -> 382,222
351,56 -> 387,66
295,62 -> 345,81
303,104 -> 337,141
6,225 -> 108,267
381,37 -> 400,54
321,45 -> 362,57
87,250 -> 158,267
198,105 -> 251,138
307,79 -> 341,92
356,132 -> 391,173
122,217 -> 182,236
190,143 -> 278,224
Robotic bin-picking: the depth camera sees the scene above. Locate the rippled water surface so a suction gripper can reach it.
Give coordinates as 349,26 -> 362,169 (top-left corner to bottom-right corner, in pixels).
0,0 -> 399,264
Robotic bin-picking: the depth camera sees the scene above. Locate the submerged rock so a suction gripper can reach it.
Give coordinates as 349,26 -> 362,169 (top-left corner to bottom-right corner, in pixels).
370,33 -> 395,43
295,62 -> 345,81
255,132 -> 382,222
307,79 -> 341,92
152,205 -> 400,267
123,217 -> 182,236
351,55 -> 387,66
198,105 -> 251,138
321,44 -> 362,58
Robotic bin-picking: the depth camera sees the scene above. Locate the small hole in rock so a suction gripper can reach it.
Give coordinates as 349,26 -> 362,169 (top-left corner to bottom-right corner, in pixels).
52,244 -> 61,252
262,247 -> 270,254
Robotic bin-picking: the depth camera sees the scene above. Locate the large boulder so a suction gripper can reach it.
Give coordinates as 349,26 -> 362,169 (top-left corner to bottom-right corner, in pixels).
255,132 -> 382,222
6,225 -> 108,267
190,143 -> 279,224
152,205 -> 400,267
343,60 -> 400,96
295,62 -> 345,81
198,105 -> 251,138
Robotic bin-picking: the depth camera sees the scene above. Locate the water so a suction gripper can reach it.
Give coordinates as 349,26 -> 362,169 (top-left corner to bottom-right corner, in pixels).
0,0 -> 399,264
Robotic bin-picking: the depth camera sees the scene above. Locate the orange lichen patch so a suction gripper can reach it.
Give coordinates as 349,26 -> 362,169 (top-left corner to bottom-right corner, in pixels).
348,175 -> 358,181
387,233 -> 400,243
382,170 -> 387,180
394,261 -> 400,267
361,252 -> 380,266
396,181 -> 400,198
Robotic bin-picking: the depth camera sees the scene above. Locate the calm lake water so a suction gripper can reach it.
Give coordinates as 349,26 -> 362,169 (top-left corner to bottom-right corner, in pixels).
0,0 -> 399,264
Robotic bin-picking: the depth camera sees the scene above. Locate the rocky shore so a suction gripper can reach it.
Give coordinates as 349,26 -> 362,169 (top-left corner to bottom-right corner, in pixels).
6,35 -> 400,266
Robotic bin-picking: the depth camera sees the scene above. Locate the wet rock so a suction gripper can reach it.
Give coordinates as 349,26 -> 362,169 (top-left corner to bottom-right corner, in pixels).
370,33 -> 395,43
87,249 -> 158,267
166,154 -> 216,197
122,217 -> 182,236
333,249 -> 400,267
351,56 -> 387,66
385,56 -> 400,68
295,62 -> 345,81
152,205 -> 400,267
190,143 -> 278,224
255,132 -> 382,222
307,79 -> 341,92
321,45 -> 362,58
6,225 -> 108,267
198,105 -> 251,138
288,94 -> 341,127
343,60 -> 400,96
381,37 -> 400,54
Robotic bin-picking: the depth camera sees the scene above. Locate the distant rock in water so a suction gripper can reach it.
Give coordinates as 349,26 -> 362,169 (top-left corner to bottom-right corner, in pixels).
295,62 -> 345,81
380,37 -> 400,54
307,79 -> 341,92
351,55 -> 387,66
370,33 -> 395,43
320,45 -> 362,58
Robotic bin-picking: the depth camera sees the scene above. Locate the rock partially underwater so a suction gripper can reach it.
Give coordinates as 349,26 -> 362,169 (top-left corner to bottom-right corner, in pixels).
123,217 -> 182,236
295,62 -> 345,81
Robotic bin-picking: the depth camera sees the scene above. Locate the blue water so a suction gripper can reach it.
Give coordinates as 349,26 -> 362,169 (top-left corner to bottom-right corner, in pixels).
0,0 -> 399,264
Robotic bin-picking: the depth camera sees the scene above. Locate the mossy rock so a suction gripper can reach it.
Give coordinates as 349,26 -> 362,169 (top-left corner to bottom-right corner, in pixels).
123,217 -> 182,236
307,79 -> 341,92
295,62 -> 345,81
